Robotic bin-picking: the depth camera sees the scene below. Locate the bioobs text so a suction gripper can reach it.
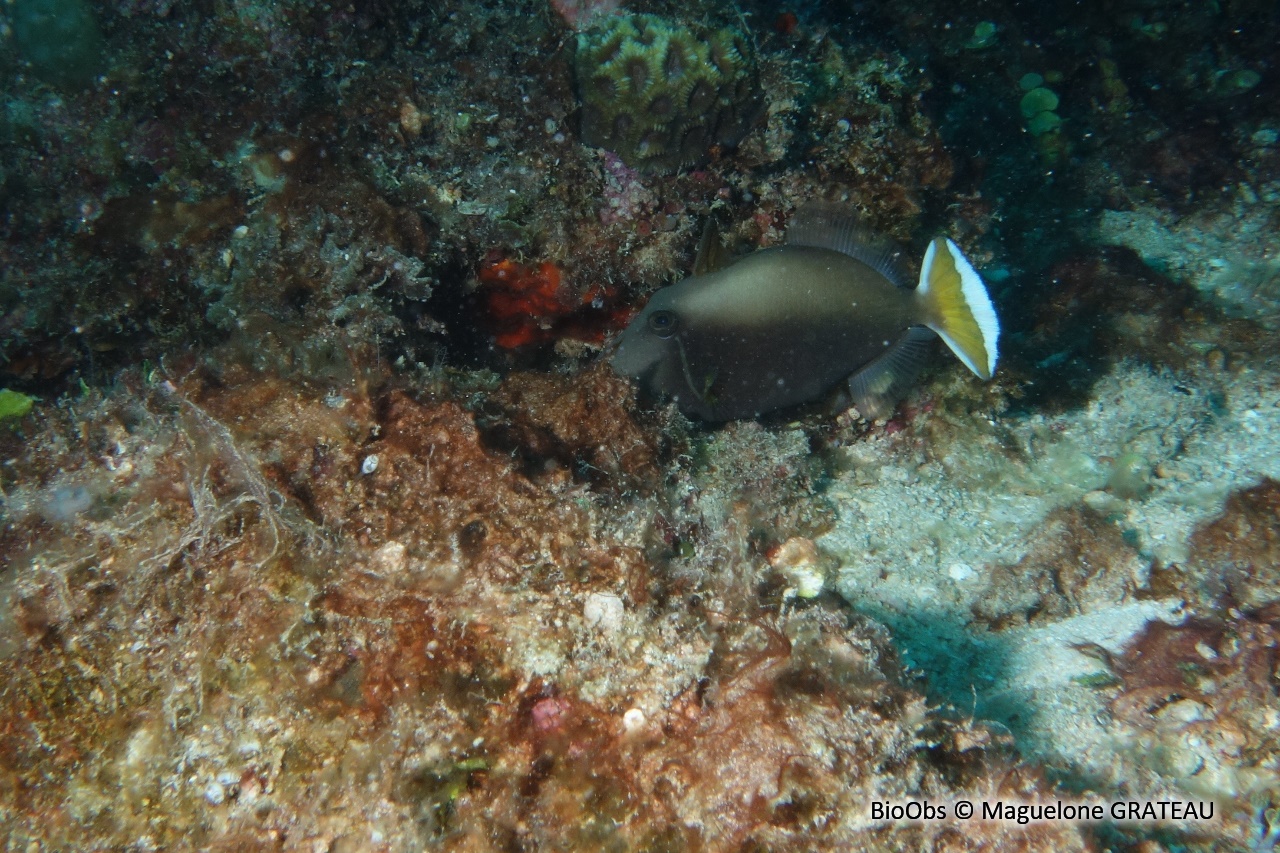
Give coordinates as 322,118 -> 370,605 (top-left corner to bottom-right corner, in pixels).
870,801 -> 947,821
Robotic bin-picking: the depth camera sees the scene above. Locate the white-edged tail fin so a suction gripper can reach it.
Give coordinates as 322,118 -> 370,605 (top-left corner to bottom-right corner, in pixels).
917,238 -> 1000,380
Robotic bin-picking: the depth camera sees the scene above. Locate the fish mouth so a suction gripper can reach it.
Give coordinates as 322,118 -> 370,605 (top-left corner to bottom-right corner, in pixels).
609,328 -> 664,380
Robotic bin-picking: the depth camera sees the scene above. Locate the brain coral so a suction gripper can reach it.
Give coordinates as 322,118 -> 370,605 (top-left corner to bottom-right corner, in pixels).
574,14 -> 761,173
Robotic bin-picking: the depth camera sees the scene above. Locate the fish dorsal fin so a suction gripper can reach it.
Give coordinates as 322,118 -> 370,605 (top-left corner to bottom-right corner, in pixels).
786,202 -> 914,288
692,216 -> 732,277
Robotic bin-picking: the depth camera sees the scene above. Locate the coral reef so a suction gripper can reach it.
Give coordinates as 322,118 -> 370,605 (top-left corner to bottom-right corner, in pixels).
0,371 -> 1095,851
1105,605 -> 1280,846
1,0 -> 1279,849
574,13 -> 761,173
479,362 -> 661,494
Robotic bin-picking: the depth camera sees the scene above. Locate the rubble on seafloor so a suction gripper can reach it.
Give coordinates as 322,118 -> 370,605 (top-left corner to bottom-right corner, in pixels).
2,0 -> 1279,850
0,366 -> 1090,851
3,298 -> 1278,849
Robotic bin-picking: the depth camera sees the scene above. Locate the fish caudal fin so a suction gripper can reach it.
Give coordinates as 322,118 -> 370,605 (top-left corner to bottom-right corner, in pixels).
917,238 -> 1000,380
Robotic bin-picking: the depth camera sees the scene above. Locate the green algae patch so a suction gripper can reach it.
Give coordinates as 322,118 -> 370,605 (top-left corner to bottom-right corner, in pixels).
1020,87 -> 1060,118
1026,111 -> 1063,136
1107,452 -> 1153,500
0,389 -> 35,423
965,21 -> 998,50
1019,72 -> 1045,91
1020,86 -> 1063,137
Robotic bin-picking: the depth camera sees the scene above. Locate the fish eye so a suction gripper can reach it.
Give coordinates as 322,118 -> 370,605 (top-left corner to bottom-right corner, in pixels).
648,310 -> 678,338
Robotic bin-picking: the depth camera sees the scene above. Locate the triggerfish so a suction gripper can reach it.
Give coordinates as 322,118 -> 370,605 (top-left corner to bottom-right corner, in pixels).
610,203 -> 1000,421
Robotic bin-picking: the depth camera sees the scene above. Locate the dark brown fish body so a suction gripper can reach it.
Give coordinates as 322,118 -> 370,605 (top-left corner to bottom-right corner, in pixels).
611,204 -> 1000,421
629,246 -> 915,419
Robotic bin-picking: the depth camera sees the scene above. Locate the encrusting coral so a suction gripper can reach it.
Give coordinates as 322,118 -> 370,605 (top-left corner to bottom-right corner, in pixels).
574,13 -> 762,173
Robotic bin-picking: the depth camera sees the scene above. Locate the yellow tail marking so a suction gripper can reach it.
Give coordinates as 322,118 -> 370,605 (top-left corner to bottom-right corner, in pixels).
919,238 -> 999,380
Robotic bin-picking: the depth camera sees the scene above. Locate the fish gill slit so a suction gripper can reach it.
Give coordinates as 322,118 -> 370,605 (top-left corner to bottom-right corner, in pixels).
675,337 -> 708,404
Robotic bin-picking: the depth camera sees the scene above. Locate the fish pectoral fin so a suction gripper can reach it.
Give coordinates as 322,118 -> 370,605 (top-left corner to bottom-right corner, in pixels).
700,370 -> 719,402
848,326 -> 935,421
917,237 -> 1000,379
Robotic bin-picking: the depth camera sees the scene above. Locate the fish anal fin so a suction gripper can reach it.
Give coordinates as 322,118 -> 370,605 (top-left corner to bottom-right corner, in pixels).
848,326 -> 935,421
918,238 -> 1000,380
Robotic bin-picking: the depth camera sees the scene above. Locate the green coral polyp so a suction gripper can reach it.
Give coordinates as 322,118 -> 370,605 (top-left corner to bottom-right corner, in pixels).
619,48 -> 650,94
686,79 -> 717,113
662,44 -> 687,80
648,95 -> 675,120
575,14 -> 761,173
708,33 -> 747,75
594,31 -> 626,63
